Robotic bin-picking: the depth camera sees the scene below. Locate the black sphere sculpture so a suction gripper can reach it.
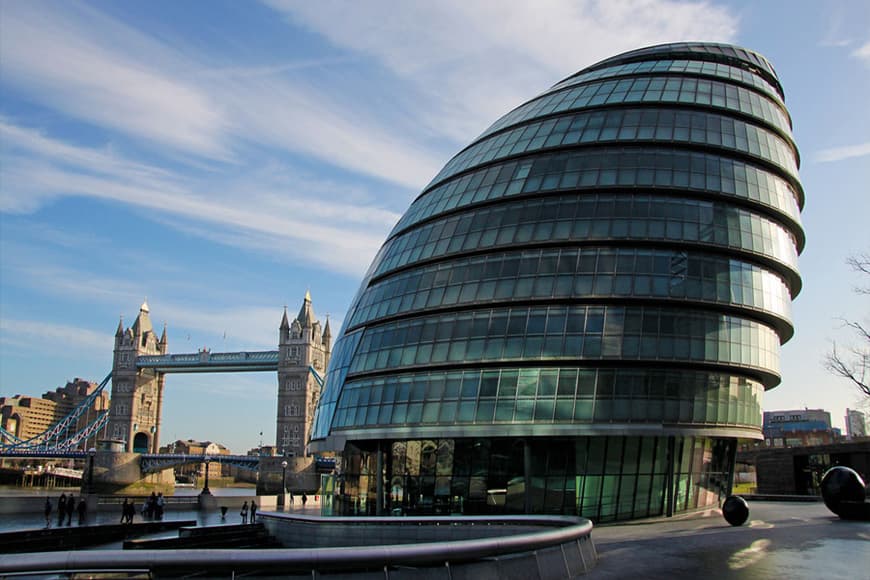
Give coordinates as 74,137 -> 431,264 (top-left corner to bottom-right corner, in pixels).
820,466 -> 866,517
722,495 -> 750,526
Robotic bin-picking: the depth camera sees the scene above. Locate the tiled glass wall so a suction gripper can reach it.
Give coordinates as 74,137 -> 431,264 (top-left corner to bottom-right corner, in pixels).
348,306 -> 780,377
337,435 -> 734,523
544,59 -> 783,104
433,108 -> 798,187
312,44 -> 803,523
393,149 -> 802,237
440,76 -> 791,181
331,368 -> 762,430
375,194 -> 800,279
581,43 -> 781,92
349,248 -> 792,329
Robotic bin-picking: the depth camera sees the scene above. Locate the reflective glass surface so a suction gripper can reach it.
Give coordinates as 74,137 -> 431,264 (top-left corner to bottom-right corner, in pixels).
311,329 -> 363,440
350,249 -> 792,330
332,368 -> 763,430
450,76 -> 792,176
588,42 -> 780,83
394,148 -> 802,238
312,42 -> 803,475
348,305 -> 780,378
433,108 -> 798,187
543,59 -> 783,105
377,194 -> 800,280
337,435 -> 735,522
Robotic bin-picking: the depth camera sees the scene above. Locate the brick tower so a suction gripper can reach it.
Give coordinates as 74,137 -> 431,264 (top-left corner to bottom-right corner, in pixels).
110,300 -> 167,453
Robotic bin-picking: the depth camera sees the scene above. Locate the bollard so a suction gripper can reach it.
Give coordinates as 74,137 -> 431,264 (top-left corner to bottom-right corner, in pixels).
722,495 -> 749,526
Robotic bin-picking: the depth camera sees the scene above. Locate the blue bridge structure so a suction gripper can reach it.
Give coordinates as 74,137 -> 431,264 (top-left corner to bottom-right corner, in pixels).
0,297 -> 332,491
136,350 -> 279,373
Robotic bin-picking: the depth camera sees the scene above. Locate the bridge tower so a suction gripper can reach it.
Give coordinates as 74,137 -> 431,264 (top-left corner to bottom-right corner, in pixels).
110,300 -> 167,453
276,291 -> 331,489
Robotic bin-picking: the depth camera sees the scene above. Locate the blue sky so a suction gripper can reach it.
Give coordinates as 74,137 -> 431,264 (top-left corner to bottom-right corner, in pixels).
1,1 -> 868,453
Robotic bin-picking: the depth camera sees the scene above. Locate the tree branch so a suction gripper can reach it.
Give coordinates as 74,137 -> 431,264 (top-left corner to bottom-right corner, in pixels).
826,343 -> 870,397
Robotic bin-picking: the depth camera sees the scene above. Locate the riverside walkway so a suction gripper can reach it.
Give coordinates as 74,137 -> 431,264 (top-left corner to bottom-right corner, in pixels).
0,498 -> 866,578
590,500 -> 869,579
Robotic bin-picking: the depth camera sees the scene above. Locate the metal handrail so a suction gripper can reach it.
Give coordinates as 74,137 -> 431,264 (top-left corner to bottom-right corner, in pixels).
0,516 -> 593,575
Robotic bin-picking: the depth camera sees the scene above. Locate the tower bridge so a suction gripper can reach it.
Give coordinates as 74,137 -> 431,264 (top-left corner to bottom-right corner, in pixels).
136,350 -> 280,373
0,292 -> 331,492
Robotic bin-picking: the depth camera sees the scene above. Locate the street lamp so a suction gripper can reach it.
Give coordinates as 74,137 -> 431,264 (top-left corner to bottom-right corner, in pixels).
87,447 -> 96,495
281,459 -> 287,507
202,456 -> 211,495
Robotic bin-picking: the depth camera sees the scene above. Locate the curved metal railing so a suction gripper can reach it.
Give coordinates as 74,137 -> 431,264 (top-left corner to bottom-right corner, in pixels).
0,515 -> 595,578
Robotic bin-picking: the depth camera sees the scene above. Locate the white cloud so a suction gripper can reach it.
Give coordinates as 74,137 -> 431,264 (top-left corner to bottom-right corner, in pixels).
266,0 -> 739,140
816,141 -> 870,163
852,40 -> 870,64
0,120 -> 396,276
0,319 -> 112,356
0,238 -> 344,353
0,2 -> 444,189
0,4 -> 229,160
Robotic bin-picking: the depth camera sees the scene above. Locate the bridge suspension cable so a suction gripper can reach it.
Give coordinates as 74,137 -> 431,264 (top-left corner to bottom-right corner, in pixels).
0,372 -> 112,454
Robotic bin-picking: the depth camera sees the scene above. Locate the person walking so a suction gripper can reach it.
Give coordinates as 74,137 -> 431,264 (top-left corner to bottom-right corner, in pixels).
240,501 -> 249,524
65,494 -> 75,525
155,492 -> 165,520
126,499 -> 136,524
147,492 -> 157,519
44,497 -> 52,528
77,497 -> 87,525
120,498 -> 129,524
250,501 -> 257,524
57,493 -> 67,527
301,492 -> 307,508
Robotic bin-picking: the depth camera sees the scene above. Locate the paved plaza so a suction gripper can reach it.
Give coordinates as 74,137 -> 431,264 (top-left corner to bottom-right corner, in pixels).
1,497 -> 867,579
590,501 -> 869,579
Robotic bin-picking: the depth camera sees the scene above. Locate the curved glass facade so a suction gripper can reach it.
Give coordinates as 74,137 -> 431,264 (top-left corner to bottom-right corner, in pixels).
312,43 -> 804,523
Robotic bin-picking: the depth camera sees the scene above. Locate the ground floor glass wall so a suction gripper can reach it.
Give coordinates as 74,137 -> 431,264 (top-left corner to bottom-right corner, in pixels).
334,435 -> 734,523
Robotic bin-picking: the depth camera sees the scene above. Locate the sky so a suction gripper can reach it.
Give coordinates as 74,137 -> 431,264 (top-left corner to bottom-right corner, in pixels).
1,0 -> 868,453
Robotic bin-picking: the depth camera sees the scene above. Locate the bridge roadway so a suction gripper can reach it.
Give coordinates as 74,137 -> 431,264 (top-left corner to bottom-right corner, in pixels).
0,450 -> 259,472
136,350 -> 279,373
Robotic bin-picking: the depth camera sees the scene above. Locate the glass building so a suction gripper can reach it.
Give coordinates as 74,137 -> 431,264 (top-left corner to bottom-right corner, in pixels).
310,42 -> 804,522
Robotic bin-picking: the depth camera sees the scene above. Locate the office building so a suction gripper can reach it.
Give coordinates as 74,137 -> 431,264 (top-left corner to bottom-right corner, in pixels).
311,42 -> 805,521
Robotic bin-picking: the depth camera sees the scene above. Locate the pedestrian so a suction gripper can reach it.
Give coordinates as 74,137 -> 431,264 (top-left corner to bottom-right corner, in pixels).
65,494 -> 75,525
120,498 -> 129,524
302,492 -> 307,507
240,501 -> 249,524
44,497 -> 52,528
77,497 -> 87,525
289,491 -> 294,505
147,492 -> 157,518
156,492 -> 165,520
126,499 -> 136,524
250,501 -> 257,524
57,493 -> 67,527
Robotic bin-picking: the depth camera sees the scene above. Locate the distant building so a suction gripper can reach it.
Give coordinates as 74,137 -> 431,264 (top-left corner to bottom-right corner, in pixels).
1,396 -> 60,441
247,445 -> 278,457
737,439 -> 870,495
763,409 -> 840,447
159,439 -> 231,480
846,408 -> 867,439
0,378 -> 110,448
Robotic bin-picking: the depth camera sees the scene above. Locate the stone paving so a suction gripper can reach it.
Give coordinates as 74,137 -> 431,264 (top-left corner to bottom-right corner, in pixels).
589,501 -> 870,579
1,497 -> 867,579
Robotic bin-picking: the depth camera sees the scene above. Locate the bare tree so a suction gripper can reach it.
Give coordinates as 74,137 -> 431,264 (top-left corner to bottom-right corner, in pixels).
825,253 -> 870,397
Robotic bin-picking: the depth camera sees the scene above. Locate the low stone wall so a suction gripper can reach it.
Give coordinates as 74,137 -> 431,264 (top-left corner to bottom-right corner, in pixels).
0,514 -> 597,578
262,513 -> 548,548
